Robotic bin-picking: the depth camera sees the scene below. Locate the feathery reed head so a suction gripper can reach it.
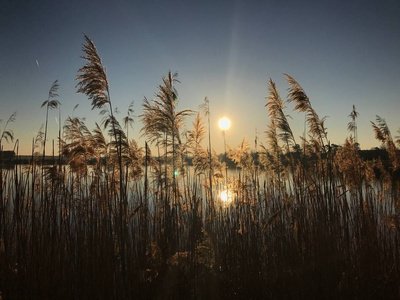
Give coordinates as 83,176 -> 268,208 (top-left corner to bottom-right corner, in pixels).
0,111 -> 17,144
371,115 -> 391,144
284,73 -> 310,112
76,34 -> 110,110
41,80 -> 60,109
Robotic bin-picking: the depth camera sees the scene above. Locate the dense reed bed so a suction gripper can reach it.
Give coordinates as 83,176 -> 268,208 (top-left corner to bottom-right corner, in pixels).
1,36 -> 399,299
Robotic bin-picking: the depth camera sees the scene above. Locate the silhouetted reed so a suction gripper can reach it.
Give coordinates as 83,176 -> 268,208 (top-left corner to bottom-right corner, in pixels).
0,37 -> 399,299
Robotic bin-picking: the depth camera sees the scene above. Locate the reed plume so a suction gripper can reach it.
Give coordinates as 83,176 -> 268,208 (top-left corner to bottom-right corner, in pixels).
62,116 -> 95,175
0,112 -> 16,145
41,80 -> 60,158
199,97 -> 214,201
76,34 -> 123,182
76,35 -> 110,110
188,112 -> 208,176
228,138 -> 253,173
371,115 -> 400,175
266,79 -> 295,147
123,100 -> 135,140
285,73 -> 327,149
348,105 -> 359,144
140,71 -> 193,179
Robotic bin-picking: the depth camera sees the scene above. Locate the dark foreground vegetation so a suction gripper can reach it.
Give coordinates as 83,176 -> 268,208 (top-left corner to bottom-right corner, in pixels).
1,35 -> 400,299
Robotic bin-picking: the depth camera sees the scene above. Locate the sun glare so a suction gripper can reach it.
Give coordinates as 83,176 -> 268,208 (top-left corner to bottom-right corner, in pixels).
218,117 -> 231,131
219,189 -> 233,205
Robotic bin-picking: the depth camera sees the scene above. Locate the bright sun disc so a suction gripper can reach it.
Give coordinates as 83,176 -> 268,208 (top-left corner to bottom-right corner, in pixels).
218,117 -> 231,131
220,189 -> 233,204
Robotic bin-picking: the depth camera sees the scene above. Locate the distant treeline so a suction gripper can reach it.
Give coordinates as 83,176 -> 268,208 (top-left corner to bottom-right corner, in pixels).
0,147 -> 391,168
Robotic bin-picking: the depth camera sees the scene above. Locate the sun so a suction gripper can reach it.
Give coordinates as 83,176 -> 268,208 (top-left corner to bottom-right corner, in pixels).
219,189 -> 233,205
218,117 -> 231,131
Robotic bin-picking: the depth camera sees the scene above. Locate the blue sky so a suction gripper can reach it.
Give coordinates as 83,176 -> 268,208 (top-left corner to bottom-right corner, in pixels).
1,0 -> 399,154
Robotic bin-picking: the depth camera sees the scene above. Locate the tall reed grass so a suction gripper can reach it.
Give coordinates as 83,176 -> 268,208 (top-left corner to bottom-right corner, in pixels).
0,36 -> 399,299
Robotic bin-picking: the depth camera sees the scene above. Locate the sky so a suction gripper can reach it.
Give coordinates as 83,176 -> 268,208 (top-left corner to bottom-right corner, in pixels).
1,0 -> 399,155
